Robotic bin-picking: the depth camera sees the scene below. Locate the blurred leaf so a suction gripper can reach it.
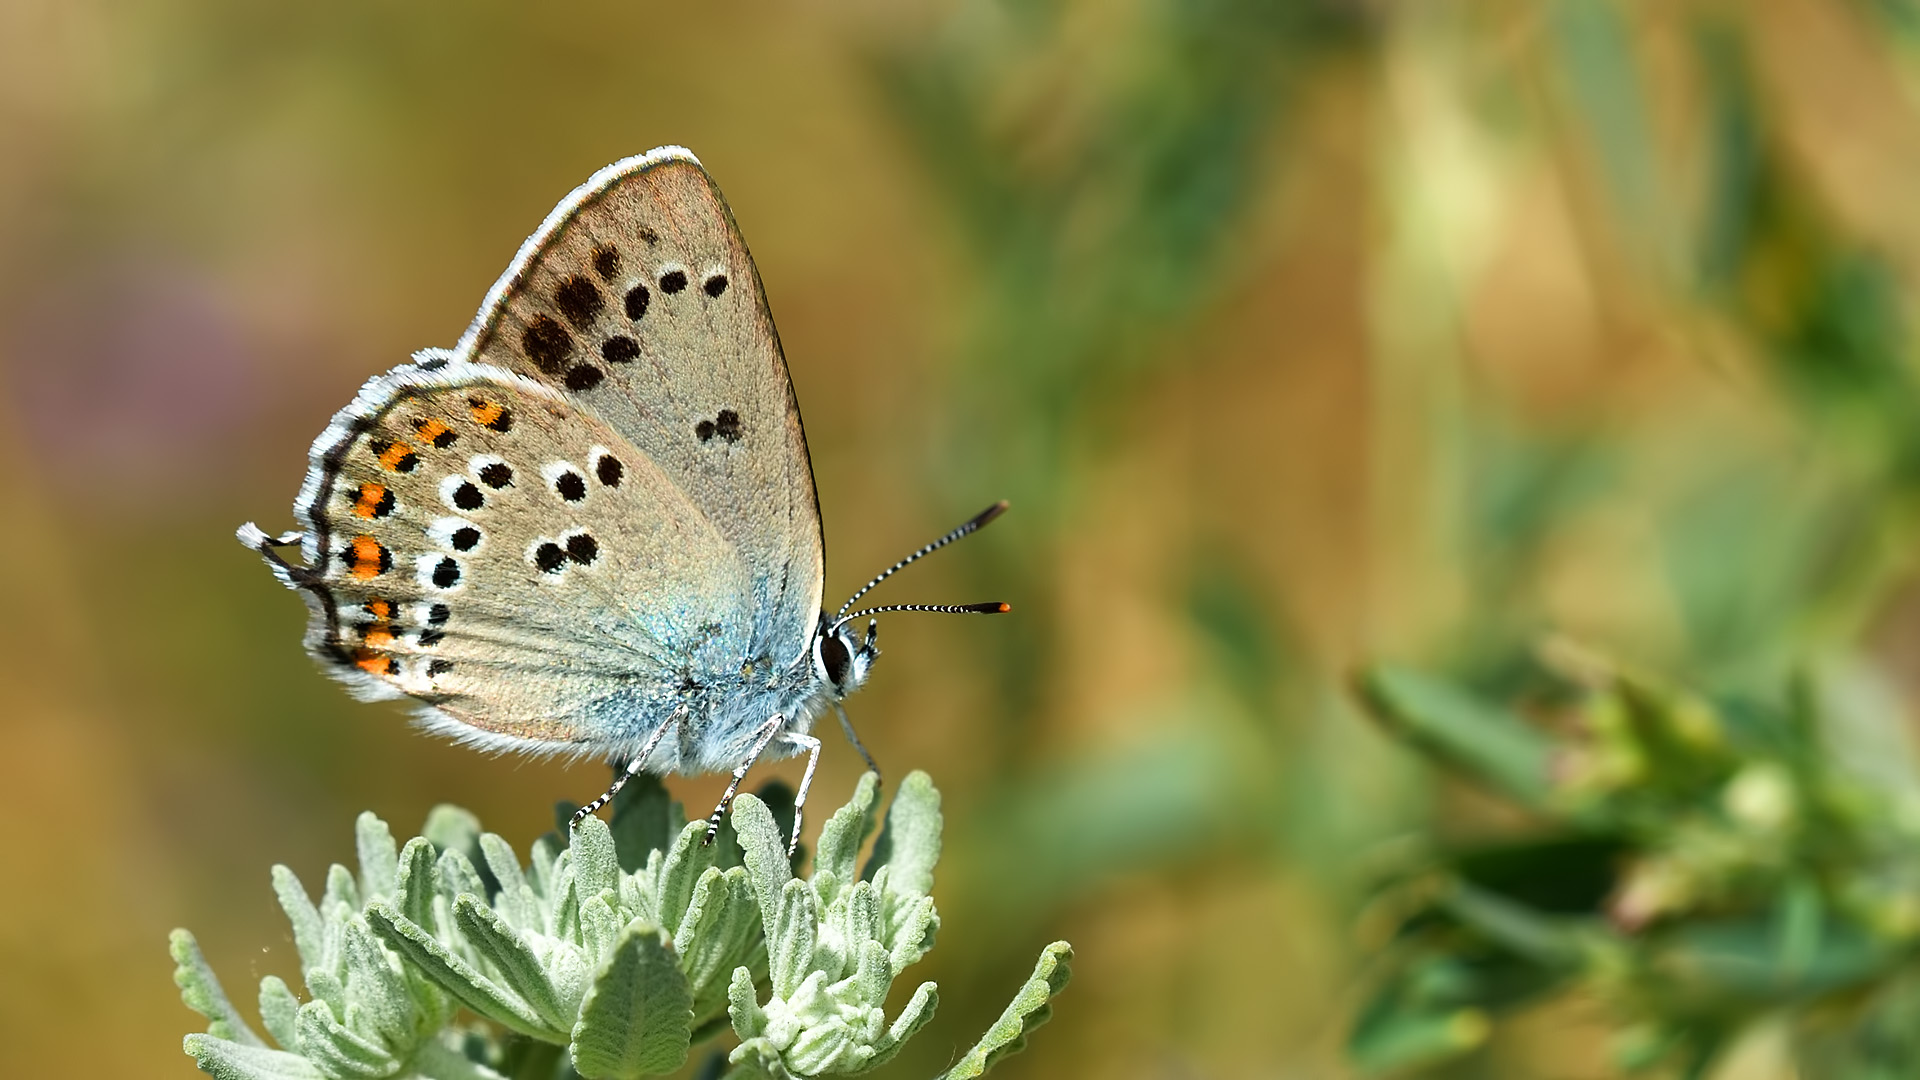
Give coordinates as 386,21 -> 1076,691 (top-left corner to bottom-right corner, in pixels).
1358,665 -> 1553,808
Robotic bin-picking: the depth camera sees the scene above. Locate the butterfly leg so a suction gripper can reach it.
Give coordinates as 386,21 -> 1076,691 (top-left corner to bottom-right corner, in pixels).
834,704 -> 882,783
703,714 -> 786,846
783,732 -> 822,858
570,707 -> 682,827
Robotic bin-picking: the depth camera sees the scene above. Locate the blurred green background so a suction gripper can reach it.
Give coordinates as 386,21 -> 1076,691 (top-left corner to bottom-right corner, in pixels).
16,0 -> 1920,1075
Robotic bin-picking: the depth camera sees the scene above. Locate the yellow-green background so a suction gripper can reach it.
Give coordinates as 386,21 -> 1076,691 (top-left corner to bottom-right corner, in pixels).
9,1 -> 1920,1076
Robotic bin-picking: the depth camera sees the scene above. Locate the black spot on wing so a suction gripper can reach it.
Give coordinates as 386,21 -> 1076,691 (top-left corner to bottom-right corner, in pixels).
566,533 -> 598,565
592,245 -> 620,281
554,276 -> 605,328
601,336 -> 639,363
565,365 -> 604,391
704,274 -> 728,297
624,285 -> 650,320
522,315 -> 574,373
659,270 -> 687,294
595,455 -> 623,487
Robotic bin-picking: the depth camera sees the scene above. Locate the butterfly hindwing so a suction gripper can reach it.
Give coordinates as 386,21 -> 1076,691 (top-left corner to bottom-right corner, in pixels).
456,148 -> 824,678
257,361 -> 758,755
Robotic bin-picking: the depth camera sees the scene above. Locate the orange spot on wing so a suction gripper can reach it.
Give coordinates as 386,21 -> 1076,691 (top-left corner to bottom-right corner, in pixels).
352,648 -> 397,676
363,624 -> 397,648
377,440 -> 418,471
352,483 -> 389,519
469,399 -> 503,426
363,599 -> 393,619
346,534 -> 390,580
414,417 -> 454,447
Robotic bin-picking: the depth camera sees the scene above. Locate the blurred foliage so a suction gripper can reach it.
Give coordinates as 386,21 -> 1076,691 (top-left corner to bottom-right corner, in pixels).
1352,649 -> 1920,1079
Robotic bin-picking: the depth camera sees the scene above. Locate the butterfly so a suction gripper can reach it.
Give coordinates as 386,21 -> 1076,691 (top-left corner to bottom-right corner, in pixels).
239,147 -> 1007,854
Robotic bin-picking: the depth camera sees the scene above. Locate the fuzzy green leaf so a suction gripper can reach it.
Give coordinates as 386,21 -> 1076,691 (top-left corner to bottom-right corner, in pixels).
570,919 -> 693,1078
172,928 -> 265,1047
656,821 -> 715,937
572,813 -> 622,902
812,773 -> 880,906
732,794 -> 792,940
394,838 -> 439,934
867,772 -> 940,900
938,941 -> 1073,1080
454,894 -> 570,1030
727,966 -> 767,1042
271,866 -> 327,975
481,833 -> 541,931
437,848 -> 488,906
363,902 -> 559,1041
422,804 -> 482,858
181,1035 -> 327,1080
292,998 -> 394,1077
356,812 -> 399,904
770,878 -> 819,1001
258,976 -> 300,1049
865,980 -> 937,1071
676,867 -> 764,1022
339,915 -> 414,1048
324,864 -> 361,916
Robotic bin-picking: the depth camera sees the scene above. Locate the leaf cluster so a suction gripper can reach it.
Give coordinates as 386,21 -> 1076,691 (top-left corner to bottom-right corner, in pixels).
174,772 -> 1070,1080
1351,653 -> 1920,1079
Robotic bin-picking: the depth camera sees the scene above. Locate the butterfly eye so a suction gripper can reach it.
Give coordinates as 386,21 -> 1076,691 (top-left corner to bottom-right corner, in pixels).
817,630 -> 852,688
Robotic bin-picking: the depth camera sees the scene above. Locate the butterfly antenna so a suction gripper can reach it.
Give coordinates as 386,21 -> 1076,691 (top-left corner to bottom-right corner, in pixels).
834,500 -> 1009,618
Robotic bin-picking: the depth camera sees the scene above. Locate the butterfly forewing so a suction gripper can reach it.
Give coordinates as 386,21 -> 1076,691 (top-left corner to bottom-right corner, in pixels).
457,150 -> 823,675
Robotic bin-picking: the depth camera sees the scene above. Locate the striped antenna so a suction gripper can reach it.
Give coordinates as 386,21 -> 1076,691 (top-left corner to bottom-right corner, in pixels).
832,601 -> 1009,634
834,500 -> 1008,618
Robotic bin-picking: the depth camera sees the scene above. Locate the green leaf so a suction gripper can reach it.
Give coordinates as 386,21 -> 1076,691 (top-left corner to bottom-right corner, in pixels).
570,919 -> 693,1079
454,894 -> 570,1031
865,980 -> 937,1071
338,915 -> 414,1048
422,804 -> 482,858
732,794 -> 793,941
481,833 -> 541,931
292,998 -> 394,1077
356,812 -> 399,904
811,773 -> 880,907
676,867 -> 763,1021
769,879 -> 819,1001
1358,665 -> 1553,808
866,771 -> 941,899
171,928 -> 265,1046
271,866 -> 326,975
727,966 -> 766,1042
258,976 -> 300,1049
437,847 -> 489,905
657,821 -> 719,938
364,902 -> 560,1042
573,813 -> 621,903
181,1035 -> 326,1080
394,837 -> 440,934
938,941 -> 1073,1080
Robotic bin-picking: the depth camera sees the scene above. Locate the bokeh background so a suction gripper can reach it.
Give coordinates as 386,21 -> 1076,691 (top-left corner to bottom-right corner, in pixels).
15,0 -> 1920,1075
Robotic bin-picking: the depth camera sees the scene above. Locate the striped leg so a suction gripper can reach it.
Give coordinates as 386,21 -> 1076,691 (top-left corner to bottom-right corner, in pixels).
570,708 -> 681,828
703,715 -> 786,846
784,732 -> 822,857
834,704 -> 881,783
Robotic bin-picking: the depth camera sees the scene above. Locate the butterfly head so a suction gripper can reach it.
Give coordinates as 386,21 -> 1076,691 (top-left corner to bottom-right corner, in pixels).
813,612 -> 878,699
